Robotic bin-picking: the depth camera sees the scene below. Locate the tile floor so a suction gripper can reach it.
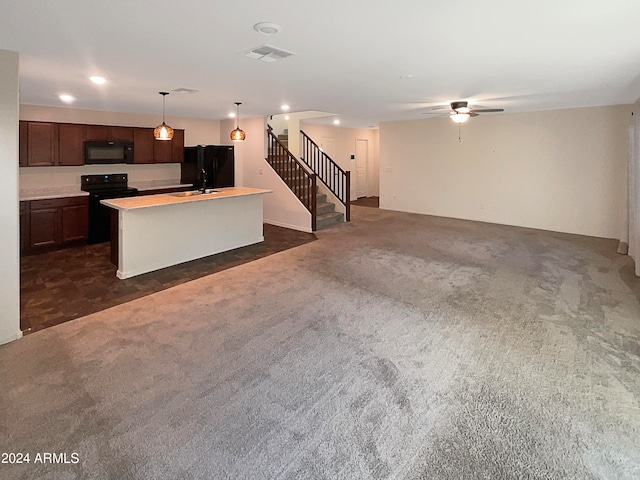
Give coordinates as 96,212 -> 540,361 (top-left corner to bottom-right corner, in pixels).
20,224 -> 316,334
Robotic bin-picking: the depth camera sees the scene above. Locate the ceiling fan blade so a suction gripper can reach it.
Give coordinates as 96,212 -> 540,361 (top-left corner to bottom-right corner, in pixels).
469,112 -> 480,117
470,108 -> 504,113
421,106 -> 451,113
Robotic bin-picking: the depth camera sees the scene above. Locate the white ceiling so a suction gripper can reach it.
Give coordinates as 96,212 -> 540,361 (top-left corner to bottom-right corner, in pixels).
2,0 -> 640,128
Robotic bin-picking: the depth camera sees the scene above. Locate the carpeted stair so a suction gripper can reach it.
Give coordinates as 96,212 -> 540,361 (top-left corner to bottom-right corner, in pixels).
316,189 -> 344,230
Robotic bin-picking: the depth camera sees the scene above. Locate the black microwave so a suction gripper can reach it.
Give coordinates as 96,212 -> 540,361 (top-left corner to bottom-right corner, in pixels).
84,141 -> 134,164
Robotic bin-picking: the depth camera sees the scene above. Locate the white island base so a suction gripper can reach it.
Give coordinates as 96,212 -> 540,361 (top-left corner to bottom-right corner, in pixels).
101,187 -> 272,279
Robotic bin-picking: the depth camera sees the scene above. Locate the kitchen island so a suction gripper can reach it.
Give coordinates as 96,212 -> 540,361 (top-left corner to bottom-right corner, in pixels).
101,187 -> 272,279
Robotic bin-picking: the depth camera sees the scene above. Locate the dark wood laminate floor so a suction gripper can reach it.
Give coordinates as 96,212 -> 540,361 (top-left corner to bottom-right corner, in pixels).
20,224 -> 316,334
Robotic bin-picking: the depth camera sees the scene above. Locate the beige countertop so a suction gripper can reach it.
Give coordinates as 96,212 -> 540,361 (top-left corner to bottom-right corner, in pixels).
101,187 -> 272,211
20,187 -> 88,201
20,180 -> 191,200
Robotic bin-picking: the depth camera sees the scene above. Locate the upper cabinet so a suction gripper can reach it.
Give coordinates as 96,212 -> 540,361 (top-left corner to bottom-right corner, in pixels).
133,128 -> 155,164
58,123 -> 85,166
86,125 -> 134,142
20,121 -> 184,166
172,129 -> 185,163
20,121 -> 58,166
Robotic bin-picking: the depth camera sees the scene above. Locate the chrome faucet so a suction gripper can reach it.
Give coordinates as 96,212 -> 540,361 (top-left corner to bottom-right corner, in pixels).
201,168 -> 207,193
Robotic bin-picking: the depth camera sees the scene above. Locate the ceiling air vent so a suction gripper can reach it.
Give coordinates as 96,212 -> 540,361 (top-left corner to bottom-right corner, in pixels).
244,44 -> 296,63
172,88 -> 199,94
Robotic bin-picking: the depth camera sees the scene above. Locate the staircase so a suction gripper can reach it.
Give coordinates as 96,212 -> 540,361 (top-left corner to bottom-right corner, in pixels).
266,126 -> 344,231
316,188 -> 344,230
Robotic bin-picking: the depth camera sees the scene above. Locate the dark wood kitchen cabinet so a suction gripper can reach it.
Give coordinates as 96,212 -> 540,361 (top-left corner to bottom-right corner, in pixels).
84,125 -> 109,140
20,121 -> 185,166
29,202 -> 58,248
23,196 -> 88,254
61,200 -> 89,242
20,121 -> 58,166
133,127 -> 155,163
85,125 -> 134,142
153,128 -> 184,163
20,121 -> 84,166
58,123 -> 85,166
110,126 -> 134,142
20,201 -> 30,254
19,122 -> 28,166
172,129 -> 185,163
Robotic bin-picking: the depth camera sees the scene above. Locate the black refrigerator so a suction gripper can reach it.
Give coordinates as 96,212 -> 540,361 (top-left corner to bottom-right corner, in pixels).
181,145 -> 234,189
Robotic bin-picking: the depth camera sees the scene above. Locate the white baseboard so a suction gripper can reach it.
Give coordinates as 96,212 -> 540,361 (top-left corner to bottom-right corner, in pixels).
0,330 -> 23,345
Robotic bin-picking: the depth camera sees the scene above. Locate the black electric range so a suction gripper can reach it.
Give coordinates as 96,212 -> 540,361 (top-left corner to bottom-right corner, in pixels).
81,174 -> 138,244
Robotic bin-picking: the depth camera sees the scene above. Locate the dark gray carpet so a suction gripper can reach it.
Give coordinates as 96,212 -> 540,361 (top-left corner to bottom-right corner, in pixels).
2,206 -> 640,479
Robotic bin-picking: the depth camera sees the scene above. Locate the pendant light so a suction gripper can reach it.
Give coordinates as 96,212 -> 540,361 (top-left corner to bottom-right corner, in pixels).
154,91 -> 174,141
230,102 -> 246,142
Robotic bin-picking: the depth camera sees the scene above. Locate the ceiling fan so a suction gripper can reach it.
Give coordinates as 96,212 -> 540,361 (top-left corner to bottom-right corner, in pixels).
424,101 -> 504,123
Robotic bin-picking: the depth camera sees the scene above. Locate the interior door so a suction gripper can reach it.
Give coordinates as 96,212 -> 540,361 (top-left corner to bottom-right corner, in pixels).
355,139 -> 368,198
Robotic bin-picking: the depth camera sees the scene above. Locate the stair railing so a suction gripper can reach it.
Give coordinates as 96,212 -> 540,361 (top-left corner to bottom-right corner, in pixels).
266,125 -> 317,231
300,130 -> 350,221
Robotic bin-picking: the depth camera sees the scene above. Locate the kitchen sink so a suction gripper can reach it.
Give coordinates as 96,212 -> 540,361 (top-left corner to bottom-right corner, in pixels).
170,189 -> 219,197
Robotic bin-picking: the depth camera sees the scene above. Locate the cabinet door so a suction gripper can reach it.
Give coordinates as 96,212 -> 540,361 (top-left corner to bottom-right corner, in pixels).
85,125 -> 109,140
110,126 -> 134,142
58,123 -> 85,166
61,203 -> 88,243
153,137 -> 174,163
172,129 -> 185,163
19,121 -> 28,166
133,128 -> 154,163
20,201 -> 30,254
30,208 -> 59,248
27,122 -> 57,166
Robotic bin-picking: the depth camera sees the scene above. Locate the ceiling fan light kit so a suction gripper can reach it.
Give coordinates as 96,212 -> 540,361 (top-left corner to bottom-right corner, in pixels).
445,100 -> 504,124
450,113 -> 470,124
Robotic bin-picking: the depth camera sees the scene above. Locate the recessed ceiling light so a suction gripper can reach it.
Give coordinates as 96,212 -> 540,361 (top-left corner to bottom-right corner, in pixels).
228,112 -> 236,118
59,94 -> 75,104
333,119 -> 340,125
281,104 -> 290,111
90,76 -> 106,85
253,22 -> 281,35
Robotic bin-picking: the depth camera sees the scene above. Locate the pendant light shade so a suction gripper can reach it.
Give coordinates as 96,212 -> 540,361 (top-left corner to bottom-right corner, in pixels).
230,102 -> 246,142
154,92 -> 174,141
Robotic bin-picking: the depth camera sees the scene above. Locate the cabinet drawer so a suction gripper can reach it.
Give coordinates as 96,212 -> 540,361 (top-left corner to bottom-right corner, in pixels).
30,196 -> 87,210
57,196 -> 88,207
30,198 -> 60,210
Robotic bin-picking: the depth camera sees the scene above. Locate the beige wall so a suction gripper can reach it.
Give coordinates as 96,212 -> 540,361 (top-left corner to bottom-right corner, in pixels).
380,105 -> 630,239
0,50 -> 21,344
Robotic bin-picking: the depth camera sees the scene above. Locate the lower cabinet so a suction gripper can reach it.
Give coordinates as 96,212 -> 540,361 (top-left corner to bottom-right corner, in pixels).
22,197 -> 88,255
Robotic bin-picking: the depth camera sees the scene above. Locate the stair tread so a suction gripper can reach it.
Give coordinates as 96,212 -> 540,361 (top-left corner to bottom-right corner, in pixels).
317,211 -> 343,220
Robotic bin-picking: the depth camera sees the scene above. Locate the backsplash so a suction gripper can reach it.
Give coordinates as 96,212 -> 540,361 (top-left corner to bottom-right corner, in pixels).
19,163 -> 181,189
